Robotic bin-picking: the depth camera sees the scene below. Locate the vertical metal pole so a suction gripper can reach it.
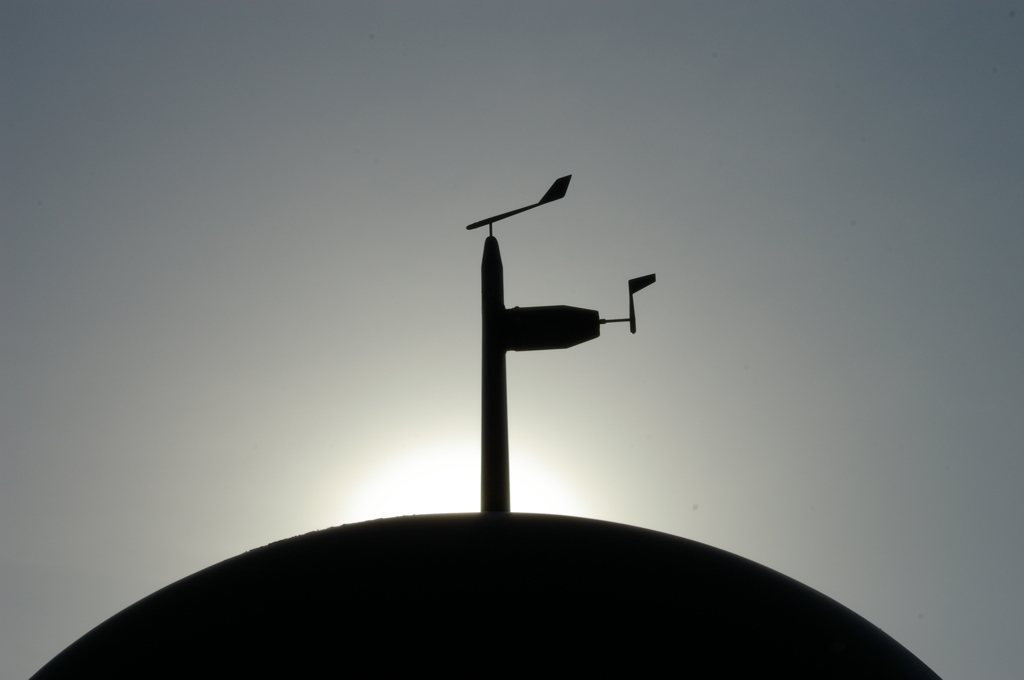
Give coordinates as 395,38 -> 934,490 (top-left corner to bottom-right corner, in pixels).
481,235 -> 509,512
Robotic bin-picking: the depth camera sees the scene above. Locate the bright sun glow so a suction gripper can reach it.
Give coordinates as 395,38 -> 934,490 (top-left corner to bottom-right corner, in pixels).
341,441 -> 585,523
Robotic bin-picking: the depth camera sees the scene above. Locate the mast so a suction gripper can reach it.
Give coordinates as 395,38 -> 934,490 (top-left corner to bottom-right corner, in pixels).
480,235 -> 509,512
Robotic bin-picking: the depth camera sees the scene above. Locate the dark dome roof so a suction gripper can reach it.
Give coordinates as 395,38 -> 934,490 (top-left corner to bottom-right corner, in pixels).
32,513 -> 938,679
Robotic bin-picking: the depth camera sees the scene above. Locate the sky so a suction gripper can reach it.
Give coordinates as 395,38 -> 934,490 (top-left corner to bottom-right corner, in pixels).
2,2 -> 1022,677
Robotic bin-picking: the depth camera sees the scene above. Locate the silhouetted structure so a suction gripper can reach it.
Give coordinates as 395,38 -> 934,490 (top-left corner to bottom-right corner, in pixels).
470,175 -> 655,511
31,177 -> 939,679
32,514 -> 939,679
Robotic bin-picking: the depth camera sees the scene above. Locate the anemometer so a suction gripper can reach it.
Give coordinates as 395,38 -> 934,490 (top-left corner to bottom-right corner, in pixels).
466,175 -> 656,511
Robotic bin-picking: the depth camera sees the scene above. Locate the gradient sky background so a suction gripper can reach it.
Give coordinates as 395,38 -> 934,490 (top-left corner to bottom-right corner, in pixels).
3,2 -> 1023,677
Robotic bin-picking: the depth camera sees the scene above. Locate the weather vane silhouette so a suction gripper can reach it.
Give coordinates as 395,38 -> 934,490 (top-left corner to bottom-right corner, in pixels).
466,175 -> 656,512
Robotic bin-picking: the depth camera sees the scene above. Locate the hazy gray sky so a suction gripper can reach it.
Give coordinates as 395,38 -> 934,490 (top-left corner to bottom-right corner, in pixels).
3,2 -> 1022,677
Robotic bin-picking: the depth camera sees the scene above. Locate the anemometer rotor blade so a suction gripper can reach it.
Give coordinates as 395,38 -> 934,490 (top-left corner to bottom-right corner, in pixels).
466,175 -> 573,230
628,273 -> 656,334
